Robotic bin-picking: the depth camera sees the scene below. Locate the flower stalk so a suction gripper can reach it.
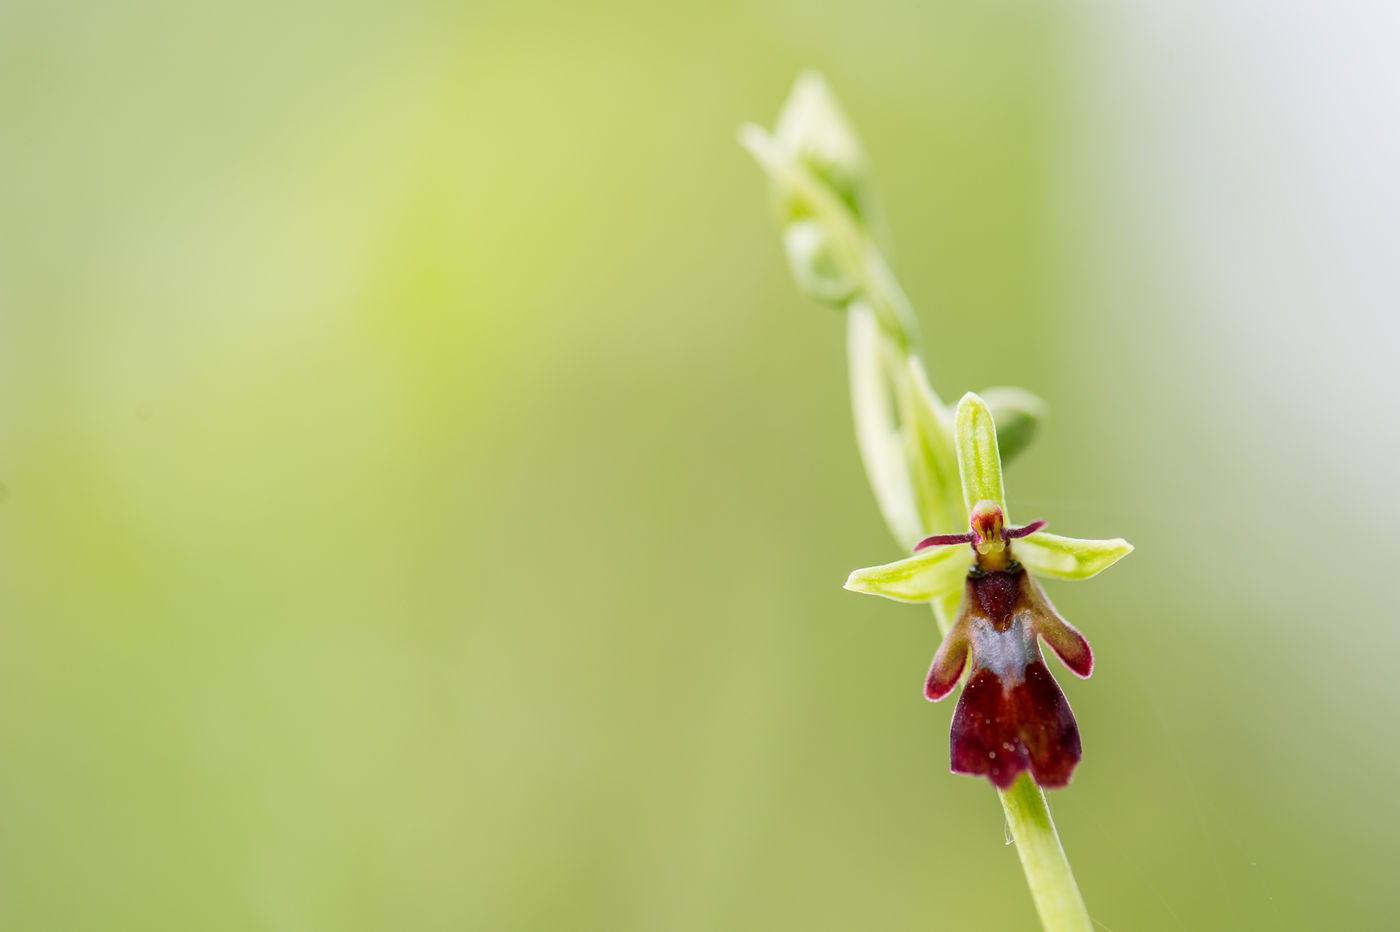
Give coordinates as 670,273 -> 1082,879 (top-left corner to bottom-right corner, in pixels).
741,72 -> 1129,932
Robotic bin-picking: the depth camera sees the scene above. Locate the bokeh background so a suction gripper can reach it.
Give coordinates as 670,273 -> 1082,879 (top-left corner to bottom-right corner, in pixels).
3,1 -> 1398,929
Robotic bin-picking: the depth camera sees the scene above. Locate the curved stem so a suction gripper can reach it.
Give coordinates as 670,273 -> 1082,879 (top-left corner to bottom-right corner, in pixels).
743,104 -> 1092,931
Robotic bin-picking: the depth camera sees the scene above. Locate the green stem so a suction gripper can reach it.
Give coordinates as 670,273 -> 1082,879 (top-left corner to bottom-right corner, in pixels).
999,774 -> 1092,931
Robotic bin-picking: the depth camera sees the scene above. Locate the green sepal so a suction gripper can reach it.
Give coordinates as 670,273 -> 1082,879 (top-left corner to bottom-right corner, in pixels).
954,392 -> 1006,517
1016,531 -> 1133,580
844,544 -> 969,604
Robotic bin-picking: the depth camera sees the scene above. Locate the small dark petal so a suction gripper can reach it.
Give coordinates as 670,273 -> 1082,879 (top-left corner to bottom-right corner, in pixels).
914,531 -> 976,552
1026,577 -> 1093,678
1010,661 -> 1082,788
1005,519 -> 1047,540
1040,623 -> 1093,679
925,627 -> 969,701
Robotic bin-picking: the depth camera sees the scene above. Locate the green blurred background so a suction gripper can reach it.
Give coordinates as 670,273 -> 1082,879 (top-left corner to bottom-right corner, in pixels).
3,1 -> 1398,929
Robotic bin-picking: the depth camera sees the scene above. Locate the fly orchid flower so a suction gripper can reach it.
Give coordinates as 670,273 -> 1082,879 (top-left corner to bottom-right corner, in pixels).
845,393 -> 1132,789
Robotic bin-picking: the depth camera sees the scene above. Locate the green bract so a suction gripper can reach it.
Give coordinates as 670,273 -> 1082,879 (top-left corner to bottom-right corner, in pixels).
981,386 -> 1046,465
846,304 -> 926,549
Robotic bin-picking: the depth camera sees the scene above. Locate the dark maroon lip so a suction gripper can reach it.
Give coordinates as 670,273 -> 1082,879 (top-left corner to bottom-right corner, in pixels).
950,661 -> 1081,789
923,569 -> 1093,789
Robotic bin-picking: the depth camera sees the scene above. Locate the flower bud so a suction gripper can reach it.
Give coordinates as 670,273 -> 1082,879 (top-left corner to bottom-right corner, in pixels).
782,219 -> 861,306
773,72 -> 874,225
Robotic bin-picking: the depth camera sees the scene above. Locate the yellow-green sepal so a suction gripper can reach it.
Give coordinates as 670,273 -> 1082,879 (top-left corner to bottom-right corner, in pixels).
1016,531 -> 1134,580
954,392 -> 1006,517
843,544 -> 969,603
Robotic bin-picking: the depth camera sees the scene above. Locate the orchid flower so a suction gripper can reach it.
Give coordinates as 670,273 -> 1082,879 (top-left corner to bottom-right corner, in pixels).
845,393 -> 1132,789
